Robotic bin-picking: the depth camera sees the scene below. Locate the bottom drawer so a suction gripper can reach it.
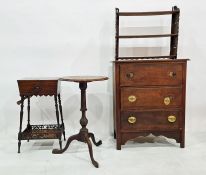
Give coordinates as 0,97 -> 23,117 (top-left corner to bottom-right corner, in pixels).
121,110 -> 180,131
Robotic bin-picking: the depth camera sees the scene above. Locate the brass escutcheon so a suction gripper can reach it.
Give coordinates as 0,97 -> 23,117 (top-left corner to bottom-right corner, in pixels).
128,116 -> 136,124
169,71 -> 176,77
128,95 -> 137,103
164,97 -> 171,105
168,115 -> 176,123
126,72 -> 134,79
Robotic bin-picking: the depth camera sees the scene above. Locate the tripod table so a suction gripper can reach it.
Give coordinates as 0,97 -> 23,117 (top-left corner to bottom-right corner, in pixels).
52,76 -> 108,168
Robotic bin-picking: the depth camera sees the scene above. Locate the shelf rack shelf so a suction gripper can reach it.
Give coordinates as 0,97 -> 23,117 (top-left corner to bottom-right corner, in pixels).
117,34 -> 178,39
115,6 -> 180,60
117,55 -> 177,60
118,10 -> 179,16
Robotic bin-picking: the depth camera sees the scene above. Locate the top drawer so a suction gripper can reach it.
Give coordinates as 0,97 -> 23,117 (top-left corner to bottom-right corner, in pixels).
17,80 -> 60,96
120,63 -> 183,86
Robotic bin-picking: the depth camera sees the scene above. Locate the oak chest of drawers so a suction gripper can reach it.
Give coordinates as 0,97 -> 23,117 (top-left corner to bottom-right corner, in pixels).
113,59 -> 188,149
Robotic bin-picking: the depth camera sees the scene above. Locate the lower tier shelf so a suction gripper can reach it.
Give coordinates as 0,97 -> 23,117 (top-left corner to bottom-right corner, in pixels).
19,124 -> 64,140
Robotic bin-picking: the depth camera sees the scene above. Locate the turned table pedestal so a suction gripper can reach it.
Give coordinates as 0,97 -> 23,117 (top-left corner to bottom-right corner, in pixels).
52,76 -> 108,168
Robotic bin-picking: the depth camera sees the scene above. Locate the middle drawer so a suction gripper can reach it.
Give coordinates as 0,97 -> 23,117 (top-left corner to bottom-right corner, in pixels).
121,87 -> 182,110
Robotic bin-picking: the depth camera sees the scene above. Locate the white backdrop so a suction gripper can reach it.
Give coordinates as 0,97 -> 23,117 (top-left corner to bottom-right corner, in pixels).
0,0 -> 206,174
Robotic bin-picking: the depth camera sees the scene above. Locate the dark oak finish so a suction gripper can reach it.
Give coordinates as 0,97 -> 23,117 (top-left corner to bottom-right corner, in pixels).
113,59 -> 188,149
52,76 -> 108,168
17,78 -> 66,153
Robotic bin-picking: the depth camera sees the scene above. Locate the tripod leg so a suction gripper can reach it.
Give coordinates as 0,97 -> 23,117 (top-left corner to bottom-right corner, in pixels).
88,133 -> 102,146
85,136 -> 99,168
52,134 -> 79,154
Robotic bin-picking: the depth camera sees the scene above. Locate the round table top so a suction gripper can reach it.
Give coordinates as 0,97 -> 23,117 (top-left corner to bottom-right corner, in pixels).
60,76 -> 108,83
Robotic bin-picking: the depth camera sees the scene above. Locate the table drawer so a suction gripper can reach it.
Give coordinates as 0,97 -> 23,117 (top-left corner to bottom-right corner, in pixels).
120,63 -> 183,86
18,80 -> 59,96
121,87 -> 182,110
121,110 -> 180,131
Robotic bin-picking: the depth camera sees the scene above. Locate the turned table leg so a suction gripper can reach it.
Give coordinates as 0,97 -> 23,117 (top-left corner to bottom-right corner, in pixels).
54,95 -> 62,150
18,96 -> 24,153
58,94 -> 66,141
27,96 -> 30,142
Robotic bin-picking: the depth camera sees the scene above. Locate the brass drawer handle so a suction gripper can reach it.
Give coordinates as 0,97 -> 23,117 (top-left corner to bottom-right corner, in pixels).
168,115 -> 176,123
128,95 -> 137,103
164,97 -> 171,105
128,116 -> 136,124
169,71 -> 176,77
126,72 -> 134,79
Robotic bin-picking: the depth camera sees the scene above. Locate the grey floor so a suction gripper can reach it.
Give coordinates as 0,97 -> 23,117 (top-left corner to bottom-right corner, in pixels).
1,130 -> 206,175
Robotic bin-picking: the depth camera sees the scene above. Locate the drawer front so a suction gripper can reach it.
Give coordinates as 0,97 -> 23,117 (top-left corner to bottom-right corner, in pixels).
120,63 -> 183,86
121,110 -> 180,131
121,87 -> 182,110
18,80 -> 59,96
